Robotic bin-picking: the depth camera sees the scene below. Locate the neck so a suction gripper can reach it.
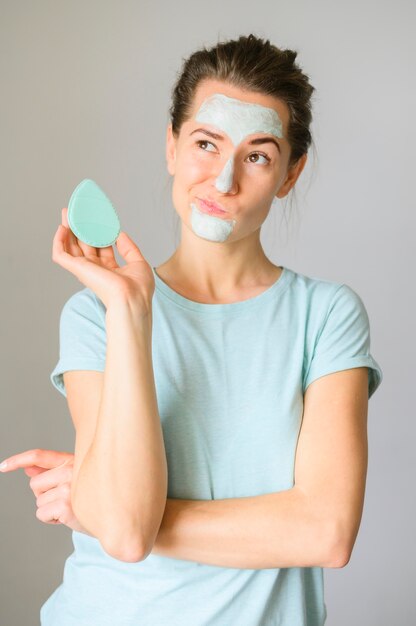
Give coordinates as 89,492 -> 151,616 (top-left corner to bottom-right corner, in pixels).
157,226 -> 281,302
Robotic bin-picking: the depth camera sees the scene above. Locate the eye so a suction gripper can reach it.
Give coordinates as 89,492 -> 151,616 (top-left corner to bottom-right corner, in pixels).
246,152 -> 271,165
195,139 -> 217,153
195,140 -> 271,166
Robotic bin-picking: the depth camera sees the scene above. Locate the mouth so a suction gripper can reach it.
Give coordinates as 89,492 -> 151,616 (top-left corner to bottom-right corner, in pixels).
195,197 -> 228,216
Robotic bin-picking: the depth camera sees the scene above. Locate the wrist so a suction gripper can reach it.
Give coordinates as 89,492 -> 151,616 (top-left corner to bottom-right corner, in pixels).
105,295 -> 153,325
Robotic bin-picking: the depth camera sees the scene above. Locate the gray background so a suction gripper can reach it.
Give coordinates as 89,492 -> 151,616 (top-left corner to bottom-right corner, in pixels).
0,0 -> 414,624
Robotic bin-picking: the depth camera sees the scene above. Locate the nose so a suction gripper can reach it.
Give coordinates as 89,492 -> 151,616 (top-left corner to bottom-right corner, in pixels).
215,155 -> 238,194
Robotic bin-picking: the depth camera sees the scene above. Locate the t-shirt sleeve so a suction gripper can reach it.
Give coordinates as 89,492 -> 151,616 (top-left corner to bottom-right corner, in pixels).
303,283 -> 383,399
50,288 -> 107,398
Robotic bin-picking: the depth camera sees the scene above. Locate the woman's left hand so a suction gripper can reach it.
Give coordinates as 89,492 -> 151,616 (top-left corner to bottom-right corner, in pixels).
0,449 -> 89,534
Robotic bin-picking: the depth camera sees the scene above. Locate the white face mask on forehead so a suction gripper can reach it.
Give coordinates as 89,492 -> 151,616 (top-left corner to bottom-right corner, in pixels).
189,93 -> 284,242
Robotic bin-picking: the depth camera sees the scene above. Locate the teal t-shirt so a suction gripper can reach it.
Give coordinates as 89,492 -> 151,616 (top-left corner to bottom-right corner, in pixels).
40,265 -> 383,626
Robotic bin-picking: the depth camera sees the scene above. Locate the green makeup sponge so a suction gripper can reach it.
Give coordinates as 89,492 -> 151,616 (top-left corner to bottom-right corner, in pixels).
67,179 -> 121,248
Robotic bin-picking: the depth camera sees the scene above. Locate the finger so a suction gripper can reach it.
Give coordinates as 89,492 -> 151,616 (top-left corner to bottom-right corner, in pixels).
36,500 -> 65,525
61,225 -> 84,259
36,483 -> 70,508
61,207 -> 99,259
97,244 -> 119,268
61,206 -> 70,228
52,224 -> 107,280
0,449 -> 73,472
52,224 -> 85,272
30,464 -> 73,497
61,208 -> 120,269
54,218 -> 89,264
61,208 -> 84,257
115,231 -> 147,264
52,224 -> 124,304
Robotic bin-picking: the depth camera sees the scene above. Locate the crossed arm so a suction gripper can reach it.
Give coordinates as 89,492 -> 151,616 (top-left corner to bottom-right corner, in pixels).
152,488 -> 337,569
1,366 -> 369,570
152,366 -> 369,570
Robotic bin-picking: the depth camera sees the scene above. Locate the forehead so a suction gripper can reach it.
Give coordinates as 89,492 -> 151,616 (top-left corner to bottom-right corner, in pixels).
188,79 -> 288,143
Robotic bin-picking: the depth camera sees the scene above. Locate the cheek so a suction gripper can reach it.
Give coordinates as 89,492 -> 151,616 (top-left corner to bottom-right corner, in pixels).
172,154 -> 203,207
179,148 -> 214,180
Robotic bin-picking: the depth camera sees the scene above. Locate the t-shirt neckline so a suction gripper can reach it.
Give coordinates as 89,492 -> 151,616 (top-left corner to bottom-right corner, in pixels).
151,265 -> 294,315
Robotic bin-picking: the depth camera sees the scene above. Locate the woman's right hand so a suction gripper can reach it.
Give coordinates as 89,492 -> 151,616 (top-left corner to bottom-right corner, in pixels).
52,207 -> 155,313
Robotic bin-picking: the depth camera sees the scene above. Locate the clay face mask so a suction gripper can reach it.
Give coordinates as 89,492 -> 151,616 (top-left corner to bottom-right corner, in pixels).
189,93 -> 283,242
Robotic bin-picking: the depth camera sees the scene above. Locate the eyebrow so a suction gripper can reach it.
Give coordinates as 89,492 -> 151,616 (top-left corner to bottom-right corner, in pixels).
190,127 -> 281,154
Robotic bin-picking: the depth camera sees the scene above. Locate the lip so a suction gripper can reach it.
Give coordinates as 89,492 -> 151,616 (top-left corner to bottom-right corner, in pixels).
196,197 -> 228,215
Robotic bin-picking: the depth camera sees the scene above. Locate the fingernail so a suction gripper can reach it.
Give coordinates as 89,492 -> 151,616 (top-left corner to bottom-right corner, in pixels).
0,461 -> 8,470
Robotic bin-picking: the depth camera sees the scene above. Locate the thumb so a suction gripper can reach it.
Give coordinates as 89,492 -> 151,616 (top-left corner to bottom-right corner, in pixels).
115,231 -> 146,265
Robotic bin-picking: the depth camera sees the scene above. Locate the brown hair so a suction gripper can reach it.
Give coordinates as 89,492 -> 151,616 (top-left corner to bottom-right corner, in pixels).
169,33 -> 316,172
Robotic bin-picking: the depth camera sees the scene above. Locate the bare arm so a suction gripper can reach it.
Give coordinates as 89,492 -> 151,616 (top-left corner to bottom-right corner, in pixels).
72,300 -> 168,562
149,367 -> 369,570
151,489 -> 336,569
9,366 -> 366,568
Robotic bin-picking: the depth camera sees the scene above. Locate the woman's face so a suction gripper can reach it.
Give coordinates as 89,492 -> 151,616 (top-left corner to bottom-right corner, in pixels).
166,78 -> 306,243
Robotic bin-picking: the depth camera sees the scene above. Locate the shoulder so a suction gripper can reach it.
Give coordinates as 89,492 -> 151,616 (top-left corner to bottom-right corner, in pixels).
61,287 -> 106,319
63,286 -> 105,311
51,288 -> 107,398
287,267 -> 364,317
59,287 -> 107,337
286,269 -> 372,346
291,271 -> 383,398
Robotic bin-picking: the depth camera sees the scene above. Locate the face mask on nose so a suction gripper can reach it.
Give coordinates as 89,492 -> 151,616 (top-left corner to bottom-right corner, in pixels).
189,93 -> 283,242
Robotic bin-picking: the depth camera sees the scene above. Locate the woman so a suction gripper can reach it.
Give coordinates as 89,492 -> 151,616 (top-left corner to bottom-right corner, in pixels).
1,34 -> 383,625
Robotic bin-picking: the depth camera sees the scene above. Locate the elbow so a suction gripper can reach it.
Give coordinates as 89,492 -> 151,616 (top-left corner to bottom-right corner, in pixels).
101,536 -> 149,563
324,521 -> 353,568
72,490 -> 165,563
327,545 -> 352,569
100,522 -> 160,563
72,501 -> 149,562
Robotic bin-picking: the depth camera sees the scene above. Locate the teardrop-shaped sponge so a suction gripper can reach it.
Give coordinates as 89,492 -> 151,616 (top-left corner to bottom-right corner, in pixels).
67,179 -> 121,248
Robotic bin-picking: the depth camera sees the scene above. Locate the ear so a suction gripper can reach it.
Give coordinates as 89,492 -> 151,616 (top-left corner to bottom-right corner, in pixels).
166,123 -> 177,176
275,153 -> 308,199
